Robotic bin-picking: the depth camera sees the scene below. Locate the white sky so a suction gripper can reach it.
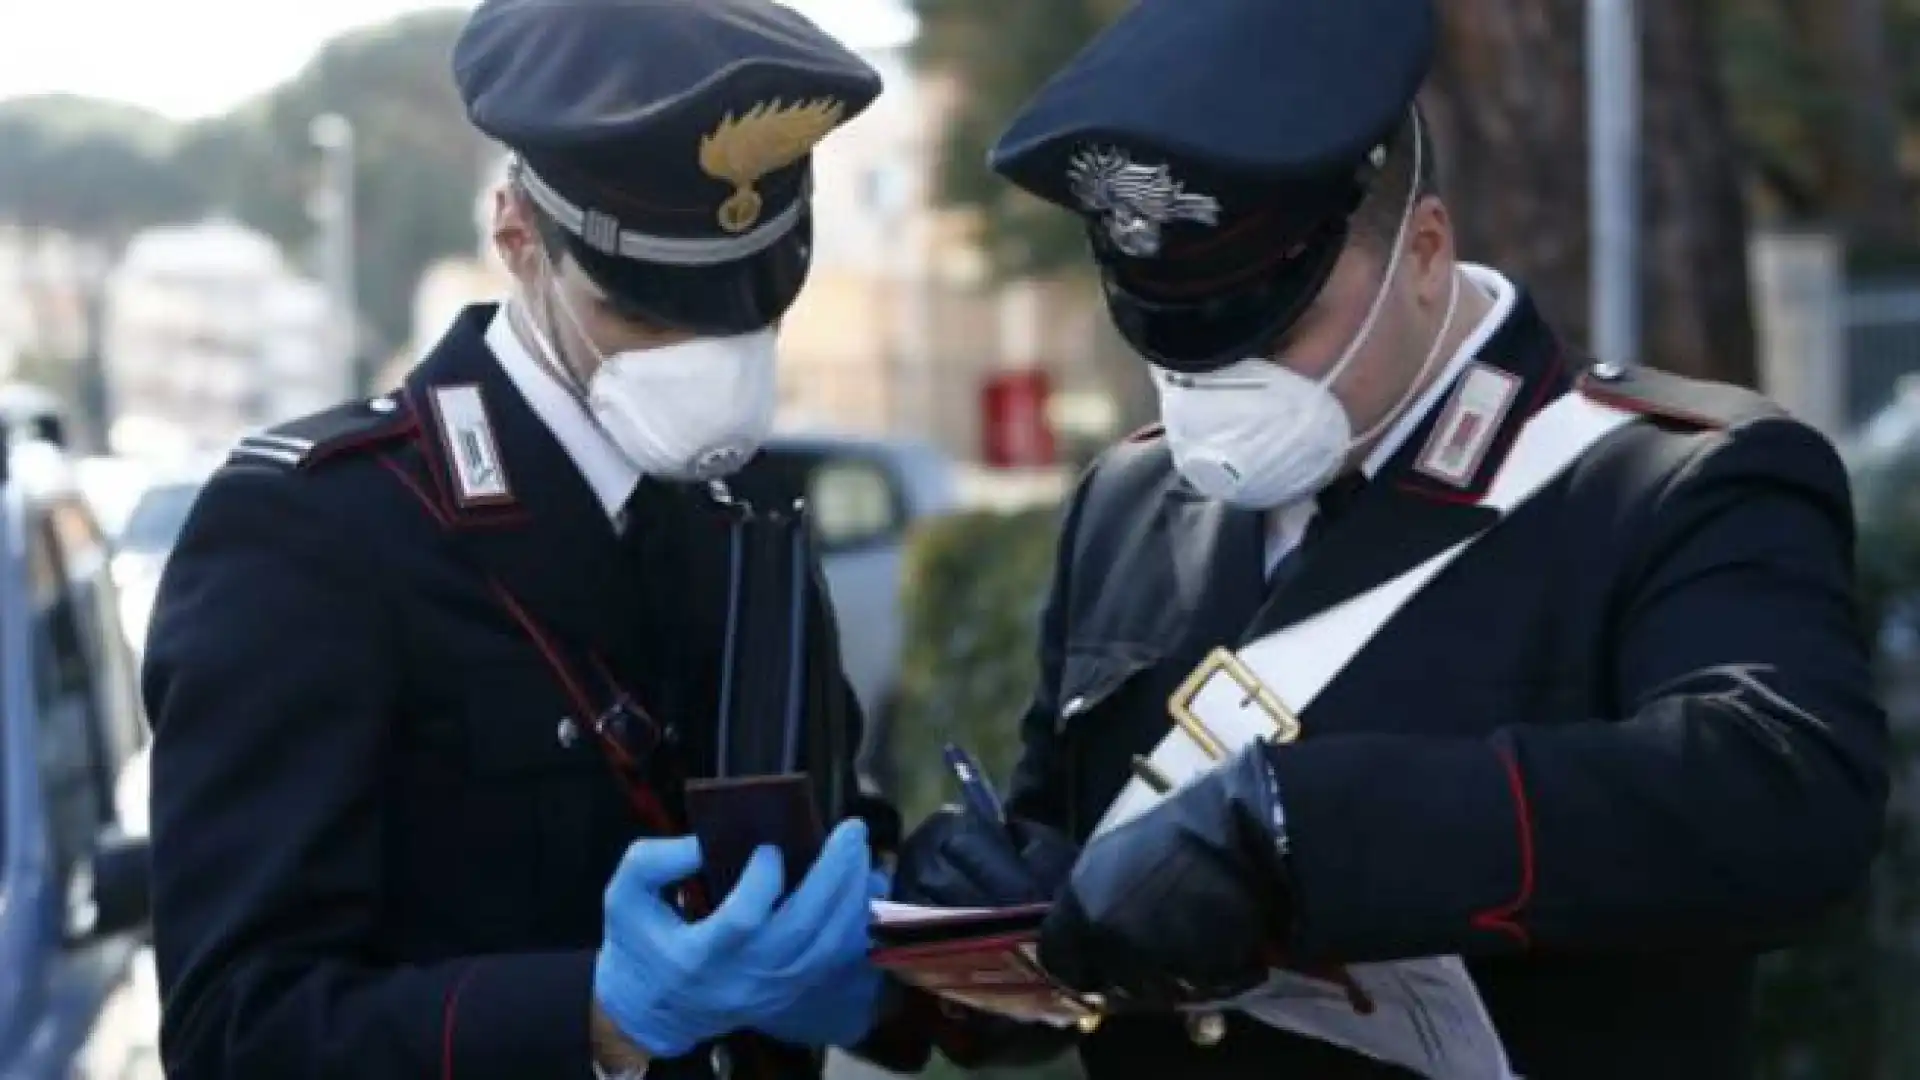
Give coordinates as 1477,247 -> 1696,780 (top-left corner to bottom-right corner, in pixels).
0,0 -> 917,121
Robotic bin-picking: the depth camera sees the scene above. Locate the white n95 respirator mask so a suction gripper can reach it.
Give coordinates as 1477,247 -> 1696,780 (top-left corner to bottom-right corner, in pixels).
1155,109 -> 1459,510
517,271 -> 779,482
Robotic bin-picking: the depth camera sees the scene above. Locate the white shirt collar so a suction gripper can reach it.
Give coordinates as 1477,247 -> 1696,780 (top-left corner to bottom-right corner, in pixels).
1263,263 -> 1519,570
1359,261 -> 1518,477
484,306 -> 641,525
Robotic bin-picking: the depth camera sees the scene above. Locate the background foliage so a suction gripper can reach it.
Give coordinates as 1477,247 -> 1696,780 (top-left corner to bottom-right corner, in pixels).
887,505 -> 1083,1080
0,9 -> 485,355
890,507 -> 1061,828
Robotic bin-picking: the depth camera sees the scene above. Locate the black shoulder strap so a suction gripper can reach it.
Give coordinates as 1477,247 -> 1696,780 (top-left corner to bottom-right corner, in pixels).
227,393 -> 414,471
1576,361 -> 1784,430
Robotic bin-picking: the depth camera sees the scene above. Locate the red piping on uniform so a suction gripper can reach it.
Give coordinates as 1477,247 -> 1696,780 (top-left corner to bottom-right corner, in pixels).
490,583 -> 676,833
402,386 -> 459,518
1392,481 -> 1481,505
585,654 -> 663,750
1578,379 -> 1723,429
379,458 -> 451,527
380,451 -> 676,832
383,425 -> 761,1079
440,962 -> 480,1080
1389,348 -> 1571,506
1470,746 -> 1536,946
310,414 -> 419,470
402,386 -> 532,530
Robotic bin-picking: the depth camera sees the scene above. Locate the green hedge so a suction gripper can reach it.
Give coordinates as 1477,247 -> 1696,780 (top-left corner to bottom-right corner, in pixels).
1746,444 -> 1920,1078
884,506 -> 1084,1080
890,506 -> 1065,828
879,498 -> 1920,1076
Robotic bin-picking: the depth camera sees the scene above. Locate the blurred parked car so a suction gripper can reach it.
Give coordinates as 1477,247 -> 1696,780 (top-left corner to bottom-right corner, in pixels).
733,433 -> 960,792
74,455 -> 157,544
0,383 -> 71,449
109,463 -> 217,662
0,434 -> 159,1079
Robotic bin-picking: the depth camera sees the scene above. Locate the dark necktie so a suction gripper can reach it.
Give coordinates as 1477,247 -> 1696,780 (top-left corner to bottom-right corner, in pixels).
1303,470 -> 1369,549
1265,471 -> 1369,591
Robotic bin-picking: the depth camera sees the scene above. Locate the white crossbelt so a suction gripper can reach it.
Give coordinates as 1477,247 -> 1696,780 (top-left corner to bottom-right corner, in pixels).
1089,390 -> 1638,1079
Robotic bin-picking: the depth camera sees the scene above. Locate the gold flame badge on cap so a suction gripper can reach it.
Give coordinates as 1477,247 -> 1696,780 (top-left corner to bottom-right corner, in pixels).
700,97 -> 846,233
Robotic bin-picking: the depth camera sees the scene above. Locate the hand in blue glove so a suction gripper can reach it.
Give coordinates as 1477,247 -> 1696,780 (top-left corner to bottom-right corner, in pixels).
751,863 -> 892,1047
595,819 -> 878,1058
733,818 -> 876,983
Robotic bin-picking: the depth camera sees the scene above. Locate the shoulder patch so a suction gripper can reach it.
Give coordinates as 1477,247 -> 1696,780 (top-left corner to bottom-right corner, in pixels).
1123,422 -> 1165,444
228,393 -> 414,471
1577,362 -> 1783,430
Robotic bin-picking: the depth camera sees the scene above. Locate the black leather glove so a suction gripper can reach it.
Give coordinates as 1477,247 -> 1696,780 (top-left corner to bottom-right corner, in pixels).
1036,743 -> 1293,1007
892,807 -> 1079,908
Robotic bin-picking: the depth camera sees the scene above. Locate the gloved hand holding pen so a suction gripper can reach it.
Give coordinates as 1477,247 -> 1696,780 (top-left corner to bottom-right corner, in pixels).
891,744 -> 1079,910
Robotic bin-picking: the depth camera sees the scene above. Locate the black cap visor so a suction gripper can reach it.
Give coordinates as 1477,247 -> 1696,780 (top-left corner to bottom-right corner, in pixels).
1103,219 -> 1348,374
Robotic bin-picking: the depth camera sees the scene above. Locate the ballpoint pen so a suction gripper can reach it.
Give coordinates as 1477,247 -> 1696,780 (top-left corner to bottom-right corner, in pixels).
941,742 -> 1007,825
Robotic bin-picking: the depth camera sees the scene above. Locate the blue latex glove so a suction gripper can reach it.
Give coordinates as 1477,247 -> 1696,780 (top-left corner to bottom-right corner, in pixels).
752,864 -> 891,1047
595,820 -> 877,1058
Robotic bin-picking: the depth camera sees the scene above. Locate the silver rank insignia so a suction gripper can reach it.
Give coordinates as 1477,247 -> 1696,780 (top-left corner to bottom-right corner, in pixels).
1067,147 -> 1222,258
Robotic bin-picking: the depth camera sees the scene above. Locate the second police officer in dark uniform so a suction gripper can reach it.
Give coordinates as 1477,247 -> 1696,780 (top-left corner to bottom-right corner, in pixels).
143,2 -> 932,1078
893,0 -> 1889,1077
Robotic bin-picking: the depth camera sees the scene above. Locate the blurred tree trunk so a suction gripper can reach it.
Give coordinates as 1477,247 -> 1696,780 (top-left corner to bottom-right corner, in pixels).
1423,0 -> 1758,387
1787,0 -> 1914,246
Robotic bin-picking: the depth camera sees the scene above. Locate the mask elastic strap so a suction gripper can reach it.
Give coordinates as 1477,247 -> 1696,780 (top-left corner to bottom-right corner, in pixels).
1349,266 -> 1463,447
504,254 -> 606,422
1315,106 -> 1427,392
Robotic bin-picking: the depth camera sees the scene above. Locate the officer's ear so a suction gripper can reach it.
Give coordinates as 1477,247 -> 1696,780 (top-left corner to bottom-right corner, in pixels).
490,187 -> 545,284
1405,196 -> 1455,308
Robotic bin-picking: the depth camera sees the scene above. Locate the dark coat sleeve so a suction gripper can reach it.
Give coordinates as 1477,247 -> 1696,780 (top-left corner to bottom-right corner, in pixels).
1267,417 -> 1890,964
1004,467 -> 1096,830
144,464 -> 597,1080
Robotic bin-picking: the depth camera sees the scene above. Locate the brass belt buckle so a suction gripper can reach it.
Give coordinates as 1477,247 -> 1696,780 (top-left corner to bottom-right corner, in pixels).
1164,647 -> 1300,1051
1167,646 -> 1303,750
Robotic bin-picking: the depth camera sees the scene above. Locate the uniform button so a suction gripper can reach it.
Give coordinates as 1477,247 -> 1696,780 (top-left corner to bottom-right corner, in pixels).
1187,1010 -> 1228,1047
367,393 -> 398,413
556,717 -> 580,749
1589,359 -> 1626,381
1061,695 -> 1089,719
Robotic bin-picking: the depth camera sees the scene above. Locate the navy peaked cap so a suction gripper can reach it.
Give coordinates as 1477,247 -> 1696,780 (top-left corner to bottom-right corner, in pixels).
989,0 -> 1438,373
452,0 -> 882,333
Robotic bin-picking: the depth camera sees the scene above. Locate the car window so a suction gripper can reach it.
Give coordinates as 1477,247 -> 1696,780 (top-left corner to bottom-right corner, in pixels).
807,456 -> 905,552
120,481 -> 202,557
54,495 -> 145,771
31,509 -> 115,874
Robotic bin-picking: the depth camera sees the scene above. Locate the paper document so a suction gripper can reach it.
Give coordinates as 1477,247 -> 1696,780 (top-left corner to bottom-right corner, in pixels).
867,900 -> 1091,1028
1208,956 -> 1519,1079
871,900 -> 1011,926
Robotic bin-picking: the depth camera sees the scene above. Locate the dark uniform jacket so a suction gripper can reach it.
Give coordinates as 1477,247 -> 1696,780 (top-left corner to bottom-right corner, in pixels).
143,304 -> 898,1080
1002,287 -> 1887,1079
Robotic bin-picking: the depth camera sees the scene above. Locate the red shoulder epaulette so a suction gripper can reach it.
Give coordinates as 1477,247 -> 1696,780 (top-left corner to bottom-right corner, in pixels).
1575,361 -> 1782,430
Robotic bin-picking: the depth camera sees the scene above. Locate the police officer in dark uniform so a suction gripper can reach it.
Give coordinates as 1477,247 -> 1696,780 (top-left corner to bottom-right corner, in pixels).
143,2 -> 926,1078
890,0 -> 1889,1077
